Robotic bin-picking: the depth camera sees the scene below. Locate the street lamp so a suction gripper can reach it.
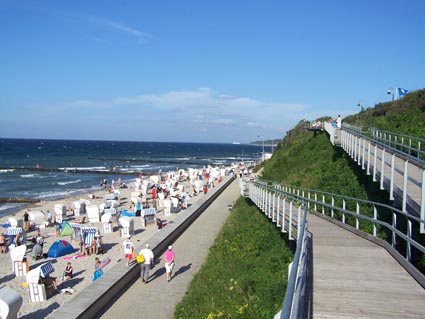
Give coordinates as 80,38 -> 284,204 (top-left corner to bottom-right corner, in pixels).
257,134 -> 265,161
387,87 -> 395,101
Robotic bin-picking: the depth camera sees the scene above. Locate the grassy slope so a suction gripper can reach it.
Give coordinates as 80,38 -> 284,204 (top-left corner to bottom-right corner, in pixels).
174,197 -> 293,319
262,124 -> 368,200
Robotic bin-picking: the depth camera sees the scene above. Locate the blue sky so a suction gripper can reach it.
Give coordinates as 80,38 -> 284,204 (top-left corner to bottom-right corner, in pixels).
1,0 -> 424,143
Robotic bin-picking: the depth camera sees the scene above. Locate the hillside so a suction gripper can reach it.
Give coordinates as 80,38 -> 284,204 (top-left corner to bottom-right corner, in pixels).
259,89 -> 425,271
344,89 -> 425,137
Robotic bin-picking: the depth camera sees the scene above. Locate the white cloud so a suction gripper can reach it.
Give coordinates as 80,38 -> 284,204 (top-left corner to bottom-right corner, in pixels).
62,88 -> 307,138
91,17 -> 151,43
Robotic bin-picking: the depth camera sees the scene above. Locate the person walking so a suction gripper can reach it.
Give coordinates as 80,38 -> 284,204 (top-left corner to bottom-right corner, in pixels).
139,243 -> 154,283
336,114 -> 342,130
164,245 -> 175,282
122,236 -> 134,267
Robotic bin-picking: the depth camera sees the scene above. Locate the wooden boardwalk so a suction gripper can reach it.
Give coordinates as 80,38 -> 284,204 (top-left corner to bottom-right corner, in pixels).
309,213 -> 425,319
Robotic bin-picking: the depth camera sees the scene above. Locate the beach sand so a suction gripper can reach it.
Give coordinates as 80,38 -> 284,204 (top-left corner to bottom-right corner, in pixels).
0,177 -> 205,318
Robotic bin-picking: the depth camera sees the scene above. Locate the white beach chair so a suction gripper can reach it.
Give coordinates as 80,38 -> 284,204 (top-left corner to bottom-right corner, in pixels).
86,205 -> 100,223
163,198 -> 171,216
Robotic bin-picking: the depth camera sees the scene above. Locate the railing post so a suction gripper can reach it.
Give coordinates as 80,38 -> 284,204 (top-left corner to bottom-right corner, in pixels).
289,201 -> 293,239
356,202 -> 360,230
314,193 -> 317,212
421,171 -> 425,234
380,149 -> 385,190
407,219 -> 412,261
392,212 -> 397,248
277,195 -> 281,227
307,192 -> 311,209
373,205 -> 377,237
297,206 -> 301,240
357,136 -> 362,165
402,160 -> 408,212
373,145 -> 378,182
322,195 -> 325,215
390,154 -> 395,201
361,138 -> 365,169
342,199 -> 346,224
367,141 -> 371,175
272,192 -> 276,222
282,198 -> 287,233
331,196 -> 335,218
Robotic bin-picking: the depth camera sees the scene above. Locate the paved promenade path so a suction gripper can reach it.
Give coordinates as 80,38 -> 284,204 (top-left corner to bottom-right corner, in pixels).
100,178 -> 241,319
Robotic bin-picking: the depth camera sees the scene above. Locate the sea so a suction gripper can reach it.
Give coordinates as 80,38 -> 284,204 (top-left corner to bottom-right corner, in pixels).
0,138 -> 265,217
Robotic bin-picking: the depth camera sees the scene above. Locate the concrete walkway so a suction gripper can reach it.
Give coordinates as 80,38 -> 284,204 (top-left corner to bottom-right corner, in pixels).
99,178 -> 241,319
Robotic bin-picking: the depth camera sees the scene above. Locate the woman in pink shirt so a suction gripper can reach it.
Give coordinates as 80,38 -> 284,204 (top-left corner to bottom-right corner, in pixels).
164,245 -> 175,282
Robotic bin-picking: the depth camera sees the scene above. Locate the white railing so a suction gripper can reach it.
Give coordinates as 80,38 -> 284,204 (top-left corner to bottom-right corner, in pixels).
249,181 -> 309,319
248,179 -> 425,318
340,125 -> 425,233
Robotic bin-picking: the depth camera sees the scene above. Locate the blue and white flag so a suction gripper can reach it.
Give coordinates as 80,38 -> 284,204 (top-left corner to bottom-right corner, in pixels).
398,88 -> 409,96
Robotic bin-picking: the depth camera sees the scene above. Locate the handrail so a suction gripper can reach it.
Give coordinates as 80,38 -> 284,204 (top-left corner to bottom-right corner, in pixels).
343,124 -> 425,165
250,180 -> 309,319
249,179 -> 425,318
249,180 -> 425,319
280,204 -> 308,319
272,182 -> 425,261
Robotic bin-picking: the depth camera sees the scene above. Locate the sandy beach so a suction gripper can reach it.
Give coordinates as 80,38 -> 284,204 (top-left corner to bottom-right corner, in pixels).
0,171 -> 218,318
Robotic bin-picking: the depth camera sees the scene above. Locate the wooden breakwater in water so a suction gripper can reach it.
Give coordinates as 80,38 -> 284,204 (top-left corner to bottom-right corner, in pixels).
0,197 -> 41,203
0,166 -> 144,175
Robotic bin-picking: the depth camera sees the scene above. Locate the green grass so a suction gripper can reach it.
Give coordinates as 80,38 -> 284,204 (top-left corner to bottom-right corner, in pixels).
174,197 -> 293,319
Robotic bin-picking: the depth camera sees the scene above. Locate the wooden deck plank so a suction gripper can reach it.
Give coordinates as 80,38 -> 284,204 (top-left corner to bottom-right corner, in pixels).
309,213 -> 425,319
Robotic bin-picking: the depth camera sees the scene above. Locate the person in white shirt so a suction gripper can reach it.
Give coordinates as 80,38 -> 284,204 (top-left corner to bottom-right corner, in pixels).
122,236 -> 134,267
139,243 -> 154,283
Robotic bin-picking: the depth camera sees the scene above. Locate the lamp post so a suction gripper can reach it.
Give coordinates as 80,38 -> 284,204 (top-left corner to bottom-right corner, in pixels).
257,134 -> 264,161
357,103 -> 364,112
387,87 -> 396,101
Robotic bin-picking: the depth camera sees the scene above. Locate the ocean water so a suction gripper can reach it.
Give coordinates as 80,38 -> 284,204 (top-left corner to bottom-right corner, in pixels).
0,138 -> 265,216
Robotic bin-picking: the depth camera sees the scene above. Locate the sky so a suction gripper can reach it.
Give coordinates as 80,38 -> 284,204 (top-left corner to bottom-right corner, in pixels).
0,0 -> 424,144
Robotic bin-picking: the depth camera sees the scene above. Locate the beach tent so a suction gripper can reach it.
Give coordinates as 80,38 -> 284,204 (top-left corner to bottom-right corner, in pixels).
60,221 -> 73,237
47,240 -> 74,258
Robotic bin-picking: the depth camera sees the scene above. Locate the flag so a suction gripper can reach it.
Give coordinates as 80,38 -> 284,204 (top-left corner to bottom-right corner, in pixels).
398,88 -> 408,96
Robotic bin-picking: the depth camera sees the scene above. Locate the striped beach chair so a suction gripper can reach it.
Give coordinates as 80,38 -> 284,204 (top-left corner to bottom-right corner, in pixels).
81,227 -> 98,246
6,227 -> 23,245
141,208 -> 156,227
40,262 -> 55,278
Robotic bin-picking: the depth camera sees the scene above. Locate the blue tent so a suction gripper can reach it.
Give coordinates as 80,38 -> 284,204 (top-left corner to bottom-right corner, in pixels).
47,240 -> 75,258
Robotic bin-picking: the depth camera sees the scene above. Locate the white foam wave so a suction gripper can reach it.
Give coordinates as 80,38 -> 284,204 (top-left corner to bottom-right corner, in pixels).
59,166 -> 107,171
20,174 -> 39,178
57,179 -> 82,186
0,169 -> 15,173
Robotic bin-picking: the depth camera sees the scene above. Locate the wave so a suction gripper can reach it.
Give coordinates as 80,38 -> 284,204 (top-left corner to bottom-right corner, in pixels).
0,169 -> 15,173
56,179 -> 82,186
20,174 -> 39,178
59,166 -> 107,171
